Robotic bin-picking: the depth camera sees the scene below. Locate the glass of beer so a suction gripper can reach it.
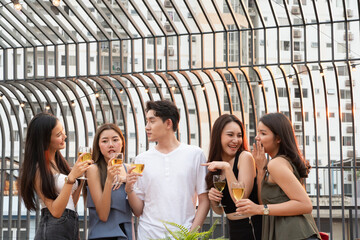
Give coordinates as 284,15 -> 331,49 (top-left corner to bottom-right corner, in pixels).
231,181 -> 245,215
213,175 -> 226,207
129,158 -> 144,191
78,146 -> 92,180
130,158 -> 145,174
111,153 -> 123,169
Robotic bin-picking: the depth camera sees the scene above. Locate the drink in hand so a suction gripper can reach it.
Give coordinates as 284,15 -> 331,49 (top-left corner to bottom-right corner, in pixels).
213,175 -> 226,207
111,153 -> 123,168
78,146 -> 92,180
232,187 -> 245,201
79,152 -> 92,162
131,164 -> 144,174
214,181 -> 226,192
231,181 -> 245,215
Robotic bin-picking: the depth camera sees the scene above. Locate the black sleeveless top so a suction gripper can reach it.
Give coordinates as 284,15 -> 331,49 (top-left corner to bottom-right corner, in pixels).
221,151 -> 260,214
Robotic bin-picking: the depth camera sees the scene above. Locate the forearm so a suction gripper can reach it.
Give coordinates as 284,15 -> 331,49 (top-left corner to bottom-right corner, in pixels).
190,194 -> 210,232
72,180 -> 85,205
46,184 -> 75,218
126,190 -> 144,217
95,179 -> 114,221
255,199 -> 313,216
256,169 -> 265,205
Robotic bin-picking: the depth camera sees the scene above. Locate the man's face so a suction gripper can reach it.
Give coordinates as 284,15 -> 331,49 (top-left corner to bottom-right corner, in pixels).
145,110 -> 169,142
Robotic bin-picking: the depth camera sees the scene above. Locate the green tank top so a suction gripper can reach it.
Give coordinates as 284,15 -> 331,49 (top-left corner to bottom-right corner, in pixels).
261,157 -> 321,240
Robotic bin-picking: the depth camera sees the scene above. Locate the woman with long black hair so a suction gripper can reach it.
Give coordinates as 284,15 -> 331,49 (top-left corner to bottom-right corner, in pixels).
20,113 -> 92,239
236,112 -> 320,240
203,114 -> 262,239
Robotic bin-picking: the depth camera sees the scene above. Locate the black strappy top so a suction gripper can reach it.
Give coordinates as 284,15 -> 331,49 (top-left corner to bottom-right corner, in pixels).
221,151 -> 260,214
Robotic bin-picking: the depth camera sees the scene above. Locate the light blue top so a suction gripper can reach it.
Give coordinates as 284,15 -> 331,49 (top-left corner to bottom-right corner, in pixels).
87,165 -> 132,239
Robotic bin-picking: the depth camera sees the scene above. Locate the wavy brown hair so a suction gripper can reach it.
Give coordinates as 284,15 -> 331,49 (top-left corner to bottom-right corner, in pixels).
205,114 -> 249,190
20,113 -> 71,211
92,123 -> 125,190
259,112 -> 311,179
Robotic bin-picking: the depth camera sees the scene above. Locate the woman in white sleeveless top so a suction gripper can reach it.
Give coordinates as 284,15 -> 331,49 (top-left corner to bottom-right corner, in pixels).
20,113 -> 92,239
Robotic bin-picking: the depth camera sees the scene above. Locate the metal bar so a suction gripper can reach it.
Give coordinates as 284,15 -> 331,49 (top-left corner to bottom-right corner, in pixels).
346,61 -> 358,238
332,62 -> 345,239
228,69 -> 246,124
320,63 -> 333,239
112,75 -> 139,155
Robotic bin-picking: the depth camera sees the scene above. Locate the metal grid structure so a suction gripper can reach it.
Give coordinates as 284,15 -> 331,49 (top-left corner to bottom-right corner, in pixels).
0,0 -> 359,239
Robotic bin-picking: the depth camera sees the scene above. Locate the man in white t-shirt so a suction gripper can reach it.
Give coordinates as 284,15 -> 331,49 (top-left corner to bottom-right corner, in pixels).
125,100 -> 209,240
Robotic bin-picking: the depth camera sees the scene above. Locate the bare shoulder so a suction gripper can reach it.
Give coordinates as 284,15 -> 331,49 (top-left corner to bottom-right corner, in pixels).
87,164 -> 99,177
238,151 -> 255,163
239,150 -> 252,158
268,156 -> 293,174
237,151 -> 256,176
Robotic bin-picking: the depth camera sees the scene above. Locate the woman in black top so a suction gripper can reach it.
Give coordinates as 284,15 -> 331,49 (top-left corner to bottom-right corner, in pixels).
203,114 -> 262,239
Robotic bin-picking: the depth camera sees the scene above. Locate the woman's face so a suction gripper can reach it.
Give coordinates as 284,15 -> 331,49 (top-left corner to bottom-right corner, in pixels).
49,121 -> 66,152
98,129 -> 123,162
221,121 -> 243,160
255,121 -> 280,157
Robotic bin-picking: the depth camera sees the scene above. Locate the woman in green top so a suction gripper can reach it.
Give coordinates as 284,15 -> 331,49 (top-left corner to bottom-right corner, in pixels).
236,113 -> 320,240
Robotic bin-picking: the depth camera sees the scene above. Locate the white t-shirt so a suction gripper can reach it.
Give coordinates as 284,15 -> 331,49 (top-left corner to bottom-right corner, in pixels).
134,143 -> 208,240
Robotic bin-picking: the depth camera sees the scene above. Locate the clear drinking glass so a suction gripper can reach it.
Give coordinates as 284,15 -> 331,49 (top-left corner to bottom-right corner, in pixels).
129,158 -> 144,191
213,175 -> 226,207
77,146 -> 92,180
130,158 -> 145,174
111,153 -> 123,168
231,181 -> 245,215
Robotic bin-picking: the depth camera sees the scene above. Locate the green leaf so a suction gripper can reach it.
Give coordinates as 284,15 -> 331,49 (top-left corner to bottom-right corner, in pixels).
162,223 -> 181,240
162,220 -> 189,235
157,219 -> 227,240
202,219 -> 219,239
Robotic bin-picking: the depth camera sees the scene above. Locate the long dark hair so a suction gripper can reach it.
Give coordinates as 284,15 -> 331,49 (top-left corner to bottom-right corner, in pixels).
20,113 -> 71,211
259,112 -> 311,178
92,123 -> 125,191
205,114 -> 249,190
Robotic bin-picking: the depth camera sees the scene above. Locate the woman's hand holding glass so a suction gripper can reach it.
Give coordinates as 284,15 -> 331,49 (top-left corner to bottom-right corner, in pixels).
71,151 -> 93,181
212,175 -> 226,207
235,198 -> 261,216
77,146 -> 92,180
109,153 -> 123,190
231,181 -> 245,216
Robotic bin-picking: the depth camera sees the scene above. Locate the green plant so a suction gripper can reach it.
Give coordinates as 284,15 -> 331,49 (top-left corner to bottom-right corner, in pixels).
154,219 -> 227,240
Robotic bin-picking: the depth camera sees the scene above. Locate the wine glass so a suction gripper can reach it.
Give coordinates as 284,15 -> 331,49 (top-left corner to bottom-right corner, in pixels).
130,158 -> 144,190
213,175 -> 226,207
231,181 -> 245,215
78,146 -> 92,180
111,153 -> 123,169
130,158 -> 145,174
110,153 -> 123,184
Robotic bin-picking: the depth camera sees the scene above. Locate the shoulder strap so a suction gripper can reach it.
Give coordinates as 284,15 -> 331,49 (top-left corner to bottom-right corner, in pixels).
233,151 -> 241,172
